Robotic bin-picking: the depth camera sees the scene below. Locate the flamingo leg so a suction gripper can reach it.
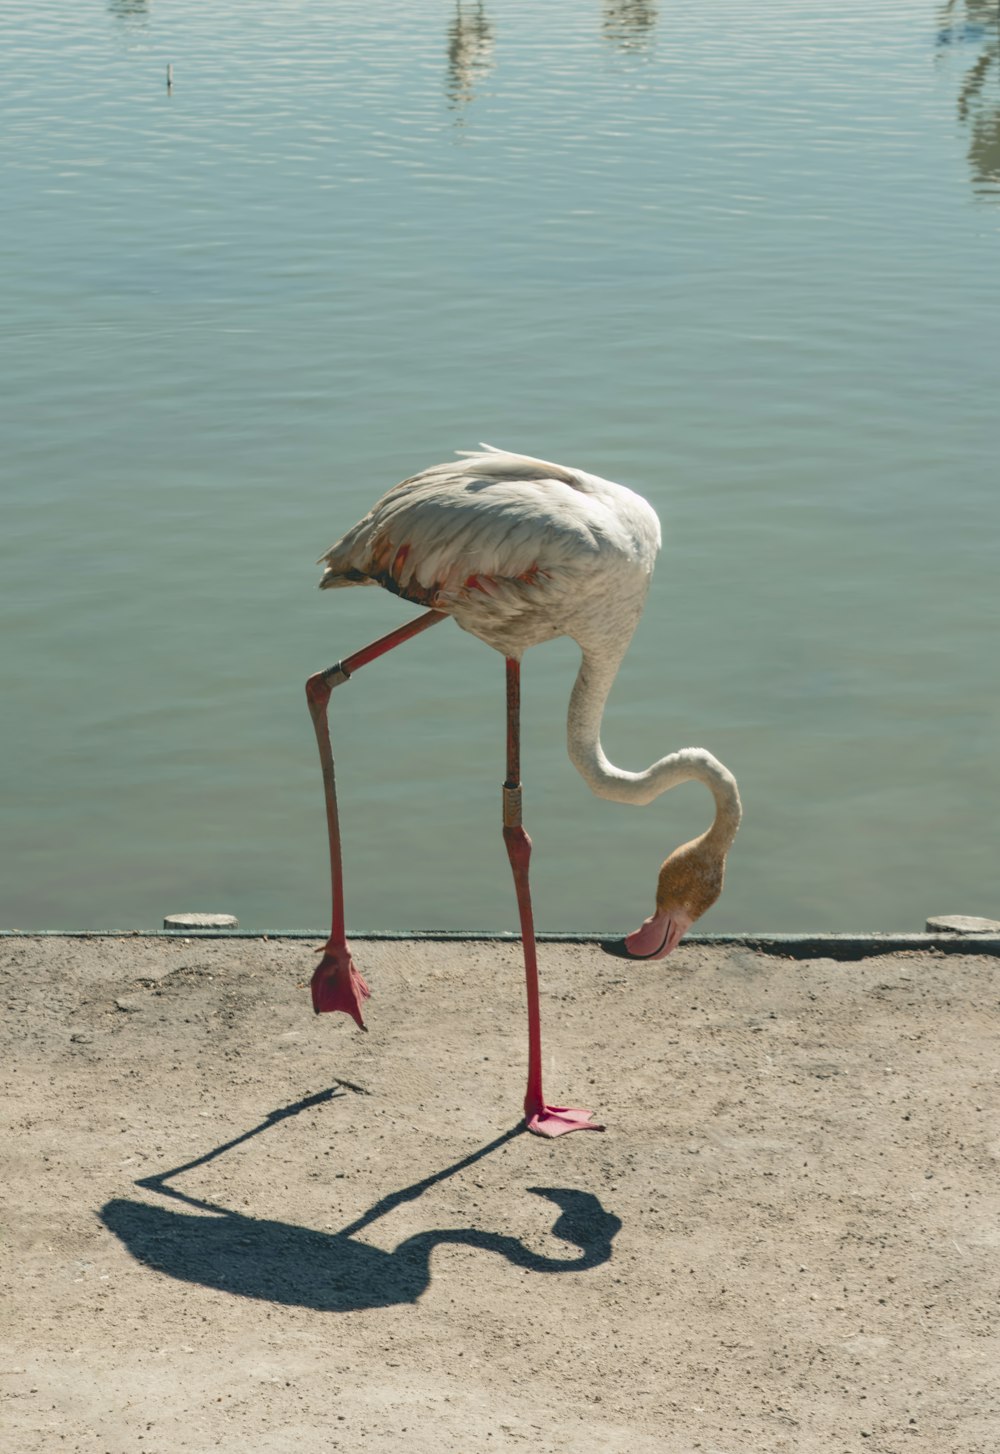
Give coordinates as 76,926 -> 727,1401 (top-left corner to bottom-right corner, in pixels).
306,609 -> 447,1027
502,658 -> 605,1137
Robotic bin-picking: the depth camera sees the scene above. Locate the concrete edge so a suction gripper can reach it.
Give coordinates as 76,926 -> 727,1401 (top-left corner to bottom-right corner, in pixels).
1,930 -> 999,960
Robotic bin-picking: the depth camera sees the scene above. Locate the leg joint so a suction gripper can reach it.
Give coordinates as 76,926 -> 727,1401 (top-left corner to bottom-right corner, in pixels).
306,663 -> 352,708
321,663 -> 352,690
502,784 -> 522,828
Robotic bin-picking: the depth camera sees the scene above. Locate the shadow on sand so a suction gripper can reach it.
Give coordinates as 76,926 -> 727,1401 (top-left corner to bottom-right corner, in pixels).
100,1085 -> 621,1312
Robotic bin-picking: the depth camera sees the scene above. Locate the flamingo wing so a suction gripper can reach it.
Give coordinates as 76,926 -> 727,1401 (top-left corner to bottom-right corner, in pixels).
317,448 -> 609,614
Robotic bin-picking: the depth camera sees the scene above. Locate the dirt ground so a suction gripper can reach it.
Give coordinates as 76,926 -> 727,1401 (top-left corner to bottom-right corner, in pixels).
2,934 -> 998,1453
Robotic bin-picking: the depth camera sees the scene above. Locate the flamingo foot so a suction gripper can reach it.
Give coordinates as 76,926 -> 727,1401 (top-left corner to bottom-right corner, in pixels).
525,1104 -> 606,1137
311,941 -> 370,1029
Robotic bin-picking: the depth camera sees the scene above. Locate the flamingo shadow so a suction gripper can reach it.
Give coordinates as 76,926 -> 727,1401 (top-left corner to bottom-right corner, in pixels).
99,1086 -> 621,1311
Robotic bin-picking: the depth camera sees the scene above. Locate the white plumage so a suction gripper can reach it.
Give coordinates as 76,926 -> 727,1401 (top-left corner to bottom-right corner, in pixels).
318,445 -> 660,659
306,447 -> 741,1135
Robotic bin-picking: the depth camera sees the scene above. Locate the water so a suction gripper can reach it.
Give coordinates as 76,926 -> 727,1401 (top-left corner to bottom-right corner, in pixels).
2,0 -> 998,933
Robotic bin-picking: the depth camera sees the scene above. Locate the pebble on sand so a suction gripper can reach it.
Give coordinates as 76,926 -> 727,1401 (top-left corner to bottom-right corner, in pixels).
163,913 -> 238,930
925,914 -> 1000,934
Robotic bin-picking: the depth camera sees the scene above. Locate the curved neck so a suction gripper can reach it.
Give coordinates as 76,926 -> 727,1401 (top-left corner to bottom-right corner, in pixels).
566,647 -> 742,853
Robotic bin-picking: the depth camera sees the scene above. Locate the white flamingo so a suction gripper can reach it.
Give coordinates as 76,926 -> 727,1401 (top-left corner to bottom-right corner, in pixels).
305,446 -> 741,1136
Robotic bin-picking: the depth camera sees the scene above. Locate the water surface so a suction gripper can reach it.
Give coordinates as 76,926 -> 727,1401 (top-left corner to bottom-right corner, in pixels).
2,1 -> 998,932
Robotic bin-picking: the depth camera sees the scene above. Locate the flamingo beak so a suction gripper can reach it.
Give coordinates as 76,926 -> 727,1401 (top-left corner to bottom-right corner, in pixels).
605,910 -> 693,961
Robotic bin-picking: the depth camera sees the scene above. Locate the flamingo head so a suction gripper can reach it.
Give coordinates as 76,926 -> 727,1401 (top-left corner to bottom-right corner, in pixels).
618,836 -> 726,960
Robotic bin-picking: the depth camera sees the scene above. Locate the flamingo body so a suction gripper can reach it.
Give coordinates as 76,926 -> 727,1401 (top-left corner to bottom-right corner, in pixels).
307,447 -> 741,1135
318,445 -> 660,660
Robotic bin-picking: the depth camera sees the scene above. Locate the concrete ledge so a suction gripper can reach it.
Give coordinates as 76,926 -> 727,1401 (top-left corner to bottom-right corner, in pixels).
1,929 -> 998,959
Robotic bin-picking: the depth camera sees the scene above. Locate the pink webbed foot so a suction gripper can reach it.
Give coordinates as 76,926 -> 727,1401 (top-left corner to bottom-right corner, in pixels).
311,941 -> 370,1029
525,1104 -> 606,1138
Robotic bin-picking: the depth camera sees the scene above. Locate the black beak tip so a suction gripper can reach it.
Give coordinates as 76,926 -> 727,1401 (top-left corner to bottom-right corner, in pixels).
600,937 -> 633,959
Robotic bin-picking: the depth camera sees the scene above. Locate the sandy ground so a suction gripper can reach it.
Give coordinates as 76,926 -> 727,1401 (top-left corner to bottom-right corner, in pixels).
2,934 -> 998,1453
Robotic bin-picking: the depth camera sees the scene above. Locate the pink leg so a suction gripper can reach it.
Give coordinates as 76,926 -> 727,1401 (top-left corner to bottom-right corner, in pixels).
306,609 -> 446,1028
502,659 -> 604,1137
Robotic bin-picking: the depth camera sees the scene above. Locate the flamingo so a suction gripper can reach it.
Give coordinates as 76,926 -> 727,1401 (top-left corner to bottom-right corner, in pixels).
305,446 -> 741,1136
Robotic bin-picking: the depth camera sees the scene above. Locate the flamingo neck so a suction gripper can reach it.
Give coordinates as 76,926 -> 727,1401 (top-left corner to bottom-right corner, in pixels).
566,647 -> 742,853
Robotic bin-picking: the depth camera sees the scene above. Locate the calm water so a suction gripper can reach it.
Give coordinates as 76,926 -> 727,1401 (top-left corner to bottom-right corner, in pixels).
2,0 -> 998,933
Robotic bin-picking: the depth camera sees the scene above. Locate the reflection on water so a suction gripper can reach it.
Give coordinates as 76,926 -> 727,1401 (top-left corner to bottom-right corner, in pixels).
446,2 -> 495,112
446,0 -> 660,115
602,0 -> 658,53
107,0 -> 149,23
937,0 -> 1000,194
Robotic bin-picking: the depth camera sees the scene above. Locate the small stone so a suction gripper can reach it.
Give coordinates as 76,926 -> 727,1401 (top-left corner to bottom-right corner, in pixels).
925,914 -> 1000,934
134,967 -> 172,985
163,913 -> 238,931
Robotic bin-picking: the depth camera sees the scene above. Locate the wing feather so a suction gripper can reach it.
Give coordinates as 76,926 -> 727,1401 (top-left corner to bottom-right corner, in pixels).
317,449 -> 608,608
